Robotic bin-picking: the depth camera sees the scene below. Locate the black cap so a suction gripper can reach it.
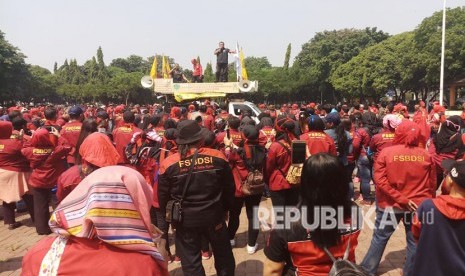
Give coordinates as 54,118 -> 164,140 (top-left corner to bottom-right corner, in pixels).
442,159 -> 465,188
176,120 -> 205,145
324,112 -> 341,125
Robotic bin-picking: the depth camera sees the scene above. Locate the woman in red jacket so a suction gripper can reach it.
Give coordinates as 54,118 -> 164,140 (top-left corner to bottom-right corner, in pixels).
225,125 -> 266,254
264,153 -> 361,275
265,115 -> 299,208
350,113 -> 373,204
360,120 -> 436,276
21,127 -> 71,235
0,121 -> 34,229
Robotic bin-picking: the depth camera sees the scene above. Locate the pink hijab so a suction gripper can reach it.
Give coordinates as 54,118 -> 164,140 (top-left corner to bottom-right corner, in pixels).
49,166 -> 167,270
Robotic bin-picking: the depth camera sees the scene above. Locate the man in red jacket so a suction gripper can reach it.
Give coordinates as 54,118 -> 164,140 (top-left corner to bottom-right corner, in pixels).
22,128 -> 71,235
59,106 -> 83,166
112,111 -> 142,164
360,120 -> 436,276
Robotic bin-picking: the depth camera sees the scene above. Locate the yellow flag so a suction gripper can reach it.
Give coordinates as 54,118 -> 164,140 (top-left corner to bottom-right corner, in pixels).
162,56 -> 171,79
240,49 -> 248,80
150,55 -> 157,79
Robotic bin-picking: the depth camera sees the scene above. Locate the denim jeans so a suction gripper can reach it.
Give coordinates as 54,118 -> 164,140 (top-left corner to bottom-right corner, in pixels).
357,155 -> 373,200
360,208 -> 417,276
345,162 -> 356,200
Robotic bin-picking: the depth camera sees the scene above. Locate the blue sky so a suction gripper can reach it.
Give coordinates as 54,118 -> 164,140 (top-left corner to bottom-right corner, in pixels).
0,0 -> 463,71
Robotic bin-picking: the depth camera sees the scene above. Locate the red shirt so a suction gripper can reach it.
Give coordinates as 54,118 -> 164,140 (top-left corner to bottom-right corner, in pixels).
299,131 -> 337,156
112,124 -> 143,164
22,237 -> 168,276
0,137 -> 30,172
56,165 -> 83,203
374,144 -> 436,211
60,120 -> 82,164
193,63 -> 203,76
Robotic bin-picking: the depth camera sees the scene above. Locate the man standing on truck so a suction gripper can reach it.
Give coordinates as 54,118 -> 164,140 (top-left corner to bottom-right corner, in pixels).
214,41 -> 235,82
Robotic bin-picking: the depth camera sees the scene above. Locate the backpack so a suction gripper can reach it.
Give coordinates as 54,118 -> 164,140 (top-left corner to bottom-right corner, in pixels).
242,169 -> 265,196
240,145 -> 266,196
323,239 -> 369,276
125,133 -> 160,166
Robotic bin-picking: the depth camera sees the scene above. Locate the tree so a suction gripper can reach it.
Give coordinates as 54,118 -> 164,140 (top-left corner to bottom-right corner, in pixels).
294,27 -> 390,102
414,7 -> 465,87
330,32 -> 426,102
110,55 -> 149,73
53,62 -> 58,73
204,62 -> 214,82
96,46 -> 109,83
84,56 -> 99,83
284,43 -> 291,70
28,65 -> 59,101
108,71 -> 144,105
0,30 -> 30,102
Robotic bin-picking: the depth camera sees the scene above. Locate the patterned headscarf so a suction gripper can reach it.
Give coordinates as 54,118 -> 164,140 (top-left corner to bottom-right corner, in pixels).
382,114 -> 402,130
45,166 -> 166,273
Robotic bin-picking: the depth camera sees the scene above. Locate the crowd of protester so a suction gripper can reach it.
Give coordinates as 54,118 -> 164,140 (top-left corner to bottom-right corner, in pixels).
0,99 -> 464,275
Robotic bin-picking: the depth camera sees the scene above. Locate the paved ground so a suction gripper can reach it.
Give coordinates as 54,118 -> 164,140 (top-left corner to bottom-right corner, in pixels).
0,185 -> 406,276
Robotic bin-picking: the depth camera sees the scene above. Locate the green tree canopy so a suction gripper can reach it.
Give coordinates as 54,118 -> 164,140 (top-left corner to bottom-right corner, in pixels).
0,30 -> 30,102
294,27 -> 390,102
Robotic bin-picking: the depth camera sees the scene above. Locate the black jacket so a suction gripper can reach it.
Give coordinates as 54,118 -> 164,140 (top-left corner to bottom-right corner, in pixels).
158,147 -> 235,237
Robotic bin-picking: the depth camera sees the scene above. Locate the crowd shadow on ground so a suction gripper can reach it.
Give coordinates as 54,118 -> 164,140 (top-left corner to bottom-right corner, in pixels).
169,260 -> 265,276
0,256 -> 23,274
377,249 -> 406,275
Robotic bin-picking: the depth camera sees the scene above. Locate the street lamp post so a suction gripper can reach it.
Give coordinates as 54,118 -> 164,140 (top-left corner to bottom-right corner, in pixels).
439,0 -> 447,106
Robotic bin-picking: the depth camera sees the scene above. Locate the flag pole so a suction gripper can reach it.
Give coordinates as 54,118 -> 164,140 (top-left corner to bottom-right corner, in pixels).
439,0 -> 446,106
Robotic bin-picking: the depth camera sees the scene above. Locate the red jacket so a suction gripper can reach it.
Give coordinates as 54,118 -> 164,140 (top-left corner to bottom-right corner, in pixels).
374,144 -> 436,211
22,237 -> 168,276
21,129 -> 71,189
112,124 -> 142,164
56,165 -> 82,203
228,148 -> 250,197
352,127 -> 370,160
59,120 -> 82,164
258,127 -> 276,148
200,112 -> 215,131
0,137 -> 30,172
299,131 -> 337,156
229,129 -> 244,147
369,130 -> 395,162
215,131 -> 227,153
266,139 -> 293,191
227,144 -> 265,197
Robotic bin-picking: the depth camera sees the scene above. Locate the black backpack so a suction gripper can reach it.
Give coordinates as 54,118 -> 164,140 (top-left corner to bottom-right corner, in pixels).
323,239 -> 369,276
